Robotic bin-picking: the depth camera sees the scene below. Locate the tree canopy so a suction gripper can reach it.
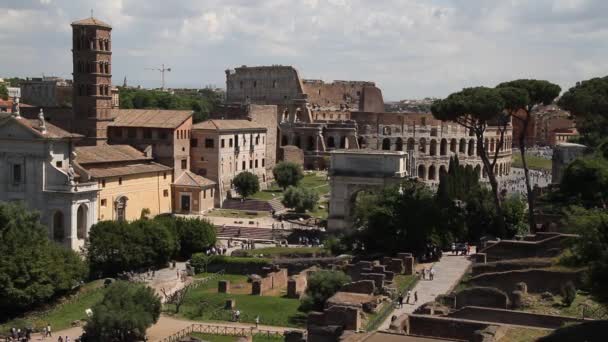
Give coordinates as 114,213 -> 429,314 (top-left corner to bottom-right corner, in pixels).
173,217 -> 216,259
232,171 -> 260,199
282,186 -> 319,213
300,270 -> 350,311
0,84 -> 8,100
0,202 -> 87,317
273,162 -> 304,190
560,157 -> 608,208
81,281 -> 161,342
558,76 -> 608,147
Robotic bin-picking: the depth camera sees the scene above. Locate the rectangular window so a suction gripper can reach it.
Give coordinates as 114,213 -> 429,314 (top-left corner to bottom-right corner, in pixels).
255,159 -> 258,168
163,189 -> 169,197
205,139 -> 214,148
160,130 -> 168,140
55,161 -> 63,168
101,179 -> 106,188
221,139 -> 225,148
163,172 -> 167,179
229,138 -> 233,147
262,158 -> 265,167
181,159 -> 187,169
200,168 -> 207,176
203,189 -> 206,199
118,177 -> 123,185
191,138 -> 198,147
12,164 -> 22,183
249,160 -> 253,169
101,199 -> 107,207
242,161 -> 246,170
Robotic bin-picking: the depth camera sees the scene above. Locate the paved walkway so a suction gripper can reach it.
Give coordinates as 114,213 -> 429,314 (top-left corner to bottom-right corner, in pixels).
379,253 -> 472,330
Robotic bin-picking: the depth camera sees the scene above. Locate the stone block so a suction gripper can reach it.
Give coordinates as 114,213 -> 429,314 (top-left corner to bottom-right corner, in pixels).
284,330 -> 305,342
372,265 -> 386,274
475,253 -> 487,264
403,257 -> 415,275
385,258 -> 405,274
225,299 -> 236,309
397,253 -> 413,259
455,287 -> 509,309
252,280 -> 262,295
340,280 -> 375,295
287,278 -> 298,298
218,280 -> 230,294
360,273 -> 386,290
357,261 -> 373,269
325,305 -> 361,331
384,270 -> 395,282
515,282 -> 528,294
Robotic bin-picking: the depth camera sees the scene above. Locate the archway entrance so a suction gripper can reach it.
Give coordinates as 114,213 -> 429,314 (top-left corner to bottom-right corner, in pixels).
116,196 -> 128,221
53,211 -> 64,242
77,204 -> 88,240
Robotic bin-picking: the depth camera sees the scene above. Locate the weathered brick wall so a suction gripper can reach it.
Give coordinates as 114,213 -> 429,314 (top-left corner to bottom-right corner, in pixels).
252,268 -> 288,295
280,145 -> 304,165
323,306 -> 361,331
455,287 -> 509,309
340,280 -> 375,295
406,314 -> 493,341
480,233 -> 576,261
472,258 -> 553,276
287,271 -> 309,299
469,269 -> 585,296
448,306 -> 589,330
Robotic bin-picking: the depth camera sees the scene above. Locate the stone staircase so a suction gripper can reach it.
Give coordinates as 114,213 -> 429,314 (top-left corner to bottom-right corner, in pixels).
215,225 -> 288,241
268,198 -> 287,213
221,199 -> 273,212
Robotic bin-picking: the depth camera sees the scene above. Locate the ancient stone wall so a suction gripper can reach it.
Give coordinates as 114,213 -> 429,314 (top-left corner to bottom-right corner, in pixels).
340,280 -> 375,295
448,306 -> 589,330
472,258 -> 554,276
480,233 -> 576,261
251,268 -> 288,295
469,269 -> 584,296
405,314 -> 495,341
455,287 -> 510,309
279,145 -> 304,165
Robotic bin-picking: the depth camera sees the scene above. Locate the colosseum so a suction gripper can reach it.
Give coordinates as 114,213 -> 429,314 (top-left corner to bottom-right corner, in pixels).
224,65 -> 513,184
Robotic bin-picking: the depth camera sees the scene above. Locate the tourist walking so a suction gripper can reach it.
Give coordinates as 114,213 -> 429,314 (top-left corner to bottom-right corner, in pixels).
255,315 -> 260,329
414,291 -> 418,303
406,290 -> 412,304
397,294 -> 403,308
57,337 -> 63,342
430,267 -> 435,280
235,310 -> 241,322
451,243 -> 456,255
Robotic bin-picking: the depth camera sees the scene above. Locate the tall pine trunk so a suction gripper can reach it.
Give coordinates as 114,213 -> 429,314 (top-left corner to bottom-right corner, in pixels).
519,116 -> 536,233
476,134 -> 506,237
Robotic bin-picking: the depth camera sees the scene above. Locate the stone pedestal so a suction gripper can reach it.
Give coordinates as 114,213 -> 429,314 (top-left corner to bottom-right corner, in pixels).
218,280 -> 230,294
287,278 -> 298,298
225,299 -> 236,309
252,280 -> 262,295
403,257 -> 414,275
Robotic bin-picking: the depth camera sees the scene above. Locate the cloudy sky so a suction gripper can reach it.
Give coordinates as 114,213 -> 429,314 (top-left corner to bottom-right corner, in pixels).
1,0 -> 607,100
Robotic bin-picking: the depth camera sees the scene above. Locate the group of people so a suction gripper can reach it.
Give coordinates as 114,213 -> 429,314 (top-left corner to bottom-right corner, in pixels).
451,242 -> 471,256
205,246 -> 228,256
5,324 -> 70,342
500,168 -> 552,195
298,236 -> 320,247
421,267 -> 436,281
397,290 -> 418,308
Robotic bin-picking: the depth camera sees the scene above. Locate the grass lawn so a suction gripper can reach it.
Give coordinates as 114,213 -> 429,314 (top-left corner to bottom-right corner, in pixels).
0,280 -> 107,333
190,333 -> 283,342
520,290 -> 606,319
237,246 -> 328,258
250,173 -> 330,202
500,327 -> 550,342
176,274 -> 306,328
308,200 -> 328,220
393,275 -> 418,294
512,153 -> 552,171
206,209 -> 270,219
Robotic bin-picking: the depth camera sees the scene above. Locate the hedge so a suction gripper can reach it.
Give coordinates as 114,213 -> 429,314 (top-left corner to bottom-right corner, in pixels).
190,254 -> 272,275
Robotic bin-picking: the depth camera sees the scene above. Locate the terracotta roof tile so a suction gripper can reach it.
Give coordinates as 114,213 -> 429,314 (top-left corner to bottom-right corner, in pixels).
0,113 -> 81,139
174,170 -> 216,187
75,145 -> 150,164
85,162 -> 171,178
71,17 -> 112,28
110,109 -> 192,129
192,119 -> 266,131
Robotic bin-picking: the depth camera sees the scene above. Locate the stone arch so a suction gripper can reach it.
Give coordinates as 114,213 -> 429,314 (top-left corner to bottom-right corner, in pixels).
460,138 -> 467,154
52,210 -> 65,242
340,136 -> 347,149
396,138 -> 403,151
407,138 -> 415,151
419,138 -> 427,154
499,163 -> 503,176
77,203 -> 88,240
440,139 -> 448,156
428,165 -> 437,180
328,136 -> 336,148
294,136 -> 301,148
450,139 -> 457,153
282,110 -> 289,122
490,138 -> 495,152
115,196 -> 128,221
474,165 -> 482,179
418,165 -> 426,180
281,135 -> 288,146
430,140 -> 437,156
439,165 -> 447,176
358,136 -> 366,148
468,139 -> 475,156
382,138 -> 391,150
307,136 -> 315,151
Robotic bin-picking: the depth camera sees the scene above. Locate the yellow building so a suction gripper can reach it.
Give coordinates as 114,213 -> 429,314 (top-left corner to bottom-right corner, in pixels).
75,145 -> 173,221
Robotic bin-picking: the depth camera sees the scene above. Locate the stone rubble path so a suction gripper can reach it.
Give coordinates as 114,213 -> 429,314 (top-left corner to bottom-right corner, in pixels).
378,252 -> 472,331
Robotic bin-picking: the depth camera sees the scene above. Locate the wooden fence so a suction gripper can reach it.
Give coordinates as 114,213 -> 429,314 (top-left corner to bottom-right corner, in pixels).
158,323 -> 286,342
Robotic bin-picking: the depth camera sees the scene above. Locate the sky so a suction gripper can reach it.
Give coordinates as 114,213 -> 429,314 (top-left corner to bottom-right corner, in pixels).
1,0 -> 607,100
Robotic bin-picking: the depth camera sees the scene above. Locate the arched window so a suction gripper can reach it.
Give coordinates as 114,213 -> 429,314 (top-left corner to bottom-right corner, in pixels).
77,204 -> 88,240
499,164 -> 503,176
459,139 -> 467,154
430,140 -> 437,156
440,139 -> 447,155
327,136 -> 335,148
450,139 -> 457,153
439,165 -> 447,176
490,138 -> 495,152
419,138 -> 426,154
395,138 -> 403,151
474,165 -> 482,179
53,211 -> 64,242
382,138 -> 391,150
468,139 -> 475,156
407,138 -> 415,151
116,196 -> 128,221
428,165 -> 437,180
418,165 -> 426,180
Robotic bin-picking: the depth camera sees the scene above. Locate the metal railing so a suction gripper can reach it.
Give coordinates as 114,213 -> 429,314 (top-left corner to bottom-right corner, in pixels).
159,323 -> 285,342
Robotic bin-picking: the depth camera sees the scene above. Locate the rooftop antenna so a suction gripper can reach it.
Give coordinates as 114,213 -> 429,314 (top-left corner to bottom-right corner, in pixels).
145,64 -> 172,90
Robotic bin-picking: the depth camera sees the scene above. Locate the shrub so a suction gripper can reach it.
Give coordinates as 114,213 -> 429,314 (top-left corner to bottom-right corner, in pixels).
233,171 -> 260,199
561,281 -> 577,306
273,162 -> 304,190
175,217 -> 216,259
190,254 -> 271,274
81,281 -> 161,342
282,186 -> 319,213
300,270 -> 350,311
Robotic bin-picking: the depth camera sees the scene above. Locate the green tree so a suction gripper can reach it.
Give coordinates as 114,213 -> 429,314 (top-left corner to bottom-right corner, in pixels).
175,217 -> 216,259
558,76 -> 608,147
0,83 -> 8,100
82,281 -> 161,342
233,171 -> 260,199
0,202 -> 87,316
282,186 -> 319,213
300,270 -> 351,311
273,162 -> 304,190
432,87 -> 509,235
560,157 -> 608,208
497,80 -> 561,232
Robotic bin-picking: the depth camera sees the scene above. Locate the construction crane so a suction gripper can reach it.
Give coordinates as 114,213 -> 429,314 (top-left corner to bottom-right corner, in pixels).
145,64 -> 171,90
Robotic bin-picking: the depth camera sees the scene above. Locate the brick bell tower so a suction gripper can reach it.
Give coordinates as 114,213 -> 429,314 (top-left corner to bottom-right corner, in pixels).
71,16 -> 113,145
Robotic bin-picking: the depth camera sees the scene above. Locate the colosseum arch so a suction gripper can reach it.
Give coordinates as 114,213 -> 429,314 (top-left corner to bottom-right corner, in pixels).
474,165 -> 482,179
340,136 -> 347,149
419,138 -> 427,154
460,139 -> 467,154
439,165 -> 447,176
407,138 -> 415,151
428,165 -> 437,180
382,138 -> 391,150
418,165 -> 426,180
307,136 -> 315,151
327,136 -> 336,148
294,136 -> 301,148
440,139 -> 448,155
281,135 -> 288,146
430,140 -> 437,156
396,138 -> 404,151
450,139 -> 457,153
468,139 -> 475,156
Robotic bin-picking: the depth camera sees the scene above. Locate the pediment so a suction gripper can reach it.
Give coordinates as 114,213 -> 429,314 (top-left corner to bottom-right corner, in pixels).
0,119 -> 42,140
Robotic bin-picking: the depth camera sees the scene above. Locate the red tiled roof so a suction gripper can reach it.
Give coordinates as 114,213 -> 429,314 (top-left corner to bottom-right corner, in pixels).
71,17 -> 111,28
110,109 -> 192,129
75,145 -> 150,164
